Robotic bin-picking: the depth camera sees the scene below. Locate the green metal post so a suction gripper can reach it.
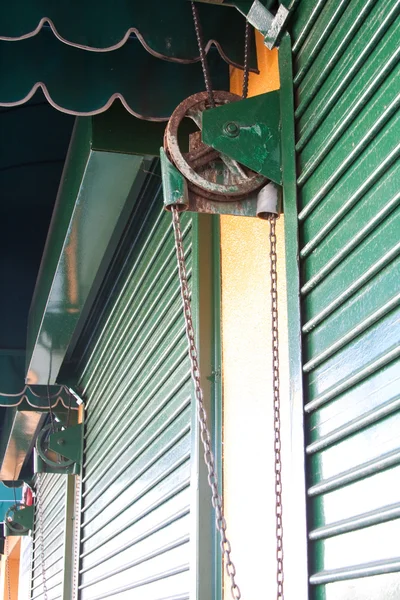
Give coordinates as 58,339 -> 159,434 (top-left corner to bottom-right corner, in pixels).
191,213 -> 223,600
279,33 -> 309,600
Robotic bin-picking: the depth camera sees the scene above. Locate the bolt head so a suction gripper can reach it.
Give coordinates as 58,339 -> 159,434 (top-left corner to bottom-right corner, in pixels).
224,122 -> 240,137
57,438 -> 65,446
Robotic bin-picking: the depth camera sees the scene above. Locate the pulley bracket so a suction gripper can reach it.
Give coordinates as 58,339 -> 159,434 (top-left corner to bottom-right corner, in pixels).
161,89 -> 282,218
5,504 -> 34,537
161,89 -> 282,219
34,423 -> 83,475
161,148 -> 280,218
48,423 -> 83,467
202,91 -> 281,185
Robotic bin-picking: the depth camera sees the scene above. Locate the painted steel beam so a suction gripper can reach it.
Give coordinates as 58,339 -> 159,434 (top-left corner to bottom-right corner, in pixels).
0,408 -> 45,481
26,105 -> 158,385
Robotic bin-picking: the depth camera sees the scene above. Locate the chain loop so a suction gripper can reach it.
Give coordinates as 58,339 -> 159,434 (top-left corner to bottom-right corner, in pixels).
36,474 -> 49,600
269,215 -> 284,599
171,207 -> 241,599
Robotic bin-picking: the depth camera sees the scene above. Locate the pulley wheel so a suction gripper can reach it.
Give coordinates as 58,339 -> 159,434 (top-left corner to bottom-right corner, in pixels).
5,503 -> 29,534
36,423 -> 74,468
164,91 -> 267,202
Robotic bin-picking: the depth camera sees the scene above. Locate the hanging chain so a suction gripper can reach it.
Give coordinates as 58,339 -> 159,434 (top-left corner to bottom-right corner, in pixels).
71,475 -> 82,600
46,385 -> 55,434
187,6 -> 283,597
191,2 -> 215,108
36,474 -> 49,600
269,215 -> 284,599
171,206 -> 241,599
191,2 -> 252,104
242,21 -> 251,100
5,537 -> 11,600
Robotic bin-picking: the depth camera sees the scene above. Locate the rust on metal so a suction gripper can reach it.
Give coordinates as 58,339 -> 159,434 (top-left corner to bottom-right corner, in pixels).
164,90 -> 267,202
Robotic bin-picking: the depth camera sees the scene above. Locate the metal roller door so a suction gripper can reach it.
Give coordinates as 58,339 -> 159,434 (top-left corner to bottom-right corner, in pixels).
291,0 -> 400,597
75,188 -> 194,600
31,474 -> 67,600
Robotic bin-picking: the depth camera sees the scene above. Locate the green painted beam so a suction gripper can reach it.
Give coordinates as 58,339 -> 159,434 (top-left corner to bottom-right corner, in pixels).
26,108 -> 157,385
0,408 -> 45,481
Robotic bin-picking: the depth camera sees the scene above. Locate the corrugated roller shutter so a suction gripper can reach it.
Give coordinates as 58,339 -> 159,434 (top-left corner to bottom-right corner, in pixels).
76,188 -> 193,600
31,474 -> 67,600
291,0 -> 400,597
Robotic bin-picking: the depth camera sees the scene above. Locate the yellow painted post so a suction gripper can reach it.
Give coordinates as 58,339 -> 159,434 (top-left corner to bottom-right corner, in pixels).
1,538 -> 21,600
221,32 -> 290,598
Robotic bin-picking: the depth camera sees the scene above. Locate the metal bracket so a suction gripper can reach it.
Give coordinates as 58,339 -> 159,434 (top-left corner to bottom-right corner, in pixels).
161,147 -> 280,218
194,1 -> 297,49
161,76 -> 286,218
5,504 -> 34,537
34,423 -> 83,475
48,423 -> 84,467
247,1 -> 291,49
202,91 -> 281,184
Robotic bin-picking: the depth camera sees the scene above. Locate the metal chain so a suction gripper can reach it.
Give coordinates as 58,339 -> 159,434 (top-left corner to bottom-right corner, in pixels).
191,2 -> 251,104
36,474 -> 49,600
5,537 -> 11,600
242,21 -> 251,100
46,385 -> 55,434
171,206 -> 241,599
71,475 -> 82,600
187,6 -> 282,597
191,2 -> 215,108
269,215 -> 284,599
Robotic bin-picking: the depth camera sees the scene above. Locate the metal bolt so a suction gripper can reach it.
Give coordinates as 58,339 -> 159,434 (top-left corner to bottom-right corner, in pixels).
57,438 -> 65,446
224,122 -> 240,137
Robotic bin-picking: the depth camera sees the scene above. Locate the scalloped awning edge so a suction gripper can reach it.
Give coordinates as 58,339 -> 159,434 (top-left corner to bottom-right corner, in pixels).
0,385 -> 79,409
0,82 -> 172,120
0,17 -> 258,72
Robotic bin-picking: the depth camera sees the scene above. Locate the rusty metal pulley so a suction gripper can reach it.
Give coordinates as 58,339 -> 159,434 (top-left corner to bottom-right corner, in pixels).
164,90 -> 267,202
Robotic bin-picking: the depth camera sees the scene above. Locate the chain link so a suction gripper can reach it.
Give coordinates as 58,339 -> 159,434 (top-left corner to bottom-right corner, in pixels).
269,215 -> 284,599
72,475 -> 81,600
184,7 -> 282,596
242,21 -> 251,100
191,2 -> 215,108
36,474 -> 49,600
171,207 -> 241,599
5,537 -> 11,600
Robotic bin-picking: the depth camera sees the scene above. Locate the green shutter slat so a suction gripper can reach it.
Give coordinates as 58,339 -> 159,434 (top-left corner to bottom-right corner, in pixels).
30,474 -> 67,600
295,0 -> 396,120
291,0 -> 400,596
291,0 -> 327,55
293,0 -> 349,86
296,19 -> 400,158
76,186 -> 193,600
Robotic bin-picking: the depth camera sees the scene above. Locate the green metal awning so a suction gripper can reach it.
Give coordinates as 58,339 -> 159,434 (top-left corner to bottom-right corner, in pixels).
0,29 -> 230,119
0,0 -> 256,67
0,1 -> 256,119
